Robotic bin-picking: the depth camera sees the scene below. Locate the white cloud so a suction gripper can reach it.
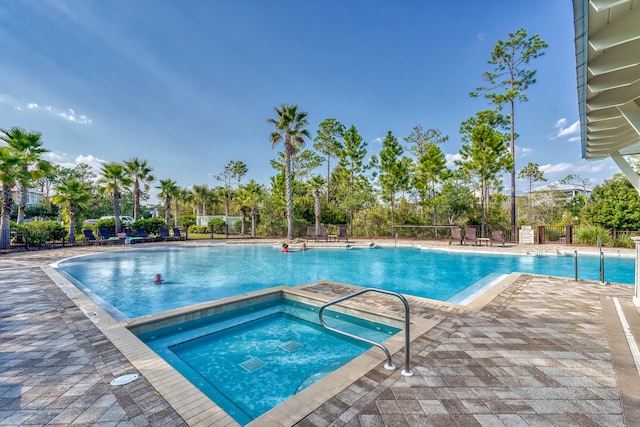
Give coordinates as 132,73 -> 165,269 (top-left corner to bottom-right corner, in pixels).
551,118 -> 580,140
517,146 -> 532,158
539,162 -> 573,174
2,93 -> 92,125
372,137 -> 383,145
445,153 -> 461,167
44,151 -> 106,173
540,161 -> 604,176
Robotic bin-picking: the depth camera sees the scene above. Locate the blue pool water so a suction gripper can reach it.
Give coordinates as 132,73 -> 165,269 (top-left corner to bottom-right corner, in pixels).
54,244 -> 635,319
135,298 -> 398,425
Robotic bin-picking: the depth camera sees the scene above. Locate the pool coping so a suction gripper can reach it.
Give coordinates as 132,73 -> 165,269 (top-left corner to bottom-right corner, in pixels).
41,265 -> 441,427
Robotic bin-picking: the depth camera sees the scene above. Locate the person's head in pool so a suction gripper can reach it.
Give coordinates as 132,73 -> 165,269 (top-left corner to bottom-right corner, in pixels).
154,273 -> 164,283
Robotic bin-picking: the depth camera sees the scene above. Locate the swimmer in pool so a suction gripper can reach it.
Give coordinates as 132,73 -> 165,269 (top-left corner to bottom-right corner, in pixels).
154,273 -> 164,283
281,243 -> 289,253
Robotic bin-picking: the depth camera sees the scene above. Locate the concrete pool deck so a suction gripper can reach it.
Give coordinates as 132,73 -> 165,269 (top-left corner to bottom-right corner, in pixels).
1,240 -> 640,426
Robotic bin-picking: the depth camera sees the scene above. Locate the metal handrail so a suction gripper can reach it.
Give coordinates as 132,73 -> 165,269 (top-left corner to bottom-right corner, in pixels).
318,288 -> 413,376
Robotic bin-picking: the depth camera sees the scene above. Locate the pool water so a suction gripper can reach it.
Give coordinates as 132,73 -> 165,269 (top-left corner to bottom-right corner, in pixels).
54,245 -> 635,319
135,298 -> 398,425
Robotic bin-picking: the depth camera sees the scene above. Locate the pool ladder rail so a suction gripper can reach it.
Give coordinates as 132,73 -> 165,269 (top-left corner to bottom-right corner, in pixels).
318,288 -> 414,377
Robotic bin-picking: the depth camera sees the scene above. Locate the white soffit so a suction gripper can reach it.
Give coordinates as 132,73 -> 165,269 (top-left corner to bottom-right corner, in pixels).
574,0 -> 640,160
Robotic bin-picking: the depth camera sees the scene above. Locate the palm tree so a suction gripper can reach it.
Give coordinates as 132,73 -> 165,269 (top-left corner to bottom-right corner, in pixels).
1,127 -> 51,224
124,157 -> 155,221
53,179 -> 91,244
241,180 -> 263,237
308,175 -> 326,237
191,184 -> 210,216
157,179 -> 178,227
0,146 -> 23,249
97,162 -> 132,234
267,103 -> 311,240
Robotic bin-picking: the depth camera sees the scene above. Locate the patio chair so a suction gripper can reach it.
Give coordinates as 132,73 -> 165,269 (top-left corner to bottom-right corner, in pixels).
82,229 -> 107,246
491,230 -> 505,247
306,226 -> 317,242
463,228 -> 478,246
97,228 -> 123,244
158,226 -> 179,241
124,227 -> 144,244
449,227 -> 463,245
316,226 -> 328,242
337,226 -> 349,242
172,227 -> 186,241
135,227 -> 155,242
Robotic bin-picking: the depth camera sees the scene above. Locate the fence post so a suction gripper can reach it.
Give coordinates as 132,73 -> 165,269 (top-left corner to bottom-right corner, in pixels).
537,226 -> 545,244
565,225 -> 573,244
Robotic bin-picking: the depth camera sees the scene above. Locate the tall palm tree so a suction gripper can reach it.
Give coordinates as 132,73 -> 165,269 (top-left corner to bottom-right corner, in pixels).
124,157 -> 155,221
191,184 -> 210,216
53,179 -> 91,244
308,175 -> 326,237
97,162 -> 132,234
0,146 -> 23,249
267,103 -> 310,240
1,127 -> 51,224
157,179 -> 178,227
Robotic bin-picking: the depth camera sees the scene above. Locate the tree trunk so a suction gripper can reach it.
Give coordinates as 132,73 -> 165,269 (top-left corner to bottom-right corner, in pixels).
250,207 -> 257,237
17,183 -> 27,224
326,155 -> 331,203
133,182 -> 141,221
173,202 -> 179,228
1,183 -> 13,249
284,144 -> 294,240
113,192 -> 122,233
68,208 -> 76,244
164,197 -> 171,227
314,192 -> 321,237
510,99 -> 516,239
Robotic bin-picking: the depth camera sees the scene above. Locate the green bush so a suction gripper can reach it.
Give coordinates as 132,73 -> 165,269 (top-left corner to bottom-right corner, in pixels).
95,218 -> 116,235
576,225 -> 612,246
234,219 -> 250,233
613,233 -> 635,248
188,225 -> 209,234
178,215 -> 197,228
20,220 -> 66,247
208,218 -> 226,234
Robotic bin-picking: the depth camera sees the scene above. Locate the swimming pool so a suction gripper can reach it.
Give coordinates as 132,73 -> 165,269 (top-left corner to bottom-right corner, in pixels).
129,295 -> 399,425
53,244 -> 634,319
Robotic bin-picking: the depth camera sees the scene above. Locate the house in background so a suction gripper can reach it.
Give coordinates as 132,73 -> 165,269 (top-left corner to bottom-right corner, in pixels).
529,182 -> 592,203
10,188 -> 46,208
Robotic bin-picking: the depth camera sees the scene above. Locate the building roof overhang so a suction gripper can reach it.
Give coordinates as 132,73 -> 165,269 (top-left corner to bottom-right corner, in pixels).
574,0 -> 640,179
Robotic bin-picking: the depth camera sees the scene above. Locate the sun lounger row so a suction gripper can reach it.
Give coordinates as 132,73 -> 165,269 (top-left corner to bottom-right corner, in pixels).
450,227 -> 505,246
83,227 -> 186,245
306,226 -> 348,242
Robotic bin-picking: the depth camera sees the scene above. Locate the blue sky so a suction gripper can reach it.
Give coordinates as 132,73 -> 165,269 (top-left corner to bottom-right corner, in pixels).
0,1 -> 618,197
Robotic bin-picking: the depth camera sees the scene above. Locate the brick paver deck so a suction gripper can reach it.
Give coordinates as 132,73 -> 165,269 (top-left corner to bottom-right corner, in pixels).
1,242 -> 639,426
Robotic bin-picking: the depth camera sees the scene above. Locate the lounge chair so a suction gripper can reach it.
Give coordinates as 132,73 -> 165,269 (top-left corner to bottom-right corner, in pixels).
158,226 -> 179,241
463,228 -> 478,246
124,227 -> 144,244
337,226 -> 348,242
135,227 -> 155,242
450,227 -> 463,245
98,228 -> 123,244
172,227 -> 186,241
306,226 -> 317,242
491,230 -> 505,247
83,229 -> 107,245
316,226 -> 328,242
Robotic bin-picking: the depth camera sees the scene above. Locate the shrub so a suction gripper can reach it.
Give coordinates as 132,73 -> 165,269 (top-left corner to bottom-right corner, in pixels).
613,233 -> 635,248
188,225 -> 209,234
208,218 -> 226,234
575,225 -> 612,246
20,220 -> 66,247
178,215 -> 197,228
95,218 -> 116,235
234,219 -> 250,233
